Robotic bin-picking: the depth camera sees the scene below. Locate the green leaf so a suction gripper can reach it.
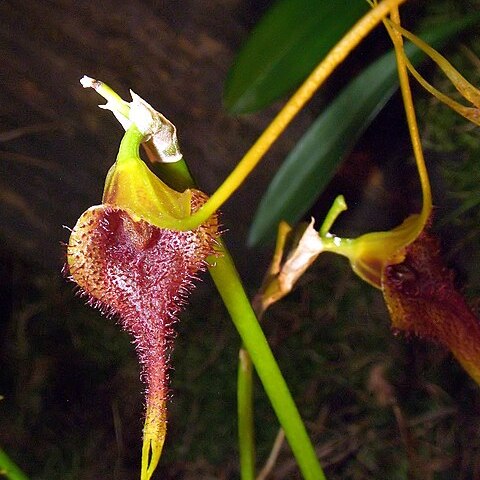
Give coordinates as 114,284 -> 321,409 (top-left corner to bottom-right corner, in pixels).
0,448 -> 29,480
224,0 -> 368,114
248,17 -> 480,247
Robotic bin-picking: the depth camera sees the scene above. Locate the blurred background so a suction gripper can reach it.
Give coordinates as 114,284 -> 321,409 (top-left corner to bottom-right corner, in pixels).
1,0 -> 480,478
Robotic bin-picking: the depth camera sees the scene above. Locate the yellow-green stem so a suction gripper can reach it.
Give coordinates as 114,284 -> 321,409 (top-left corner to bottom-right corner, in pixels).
387,8 -> 432,227
84,0 -> 408,234
209,245 -> 326,480
237,221 -> 294,480
238,348 -> 256,480
176,0 -> 408,231
386,21 -> 480,108
159,158 -> 325,479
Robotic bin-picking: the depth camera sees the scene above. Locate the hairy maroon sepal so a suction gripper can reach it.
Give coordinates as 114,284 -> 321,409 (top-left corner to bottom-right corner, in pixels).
382,228 -> 480,384
66,190 -> 218,433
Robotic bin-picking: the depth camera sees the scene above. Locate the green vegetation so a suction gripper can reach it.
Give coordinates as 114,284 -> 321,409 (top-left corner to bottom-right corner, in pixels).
2,0 -> 480,479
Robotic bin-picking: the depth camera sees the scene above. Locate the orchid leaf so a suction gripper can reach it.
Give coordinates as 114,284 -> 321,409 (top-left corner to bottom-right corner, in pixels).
224,0 -> 368,114
248,16 -> 480,247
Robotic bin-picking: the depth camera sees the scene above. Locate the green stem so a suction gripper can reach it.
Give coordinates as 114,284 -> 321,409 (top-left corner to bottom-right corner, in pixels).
117,125 -> 144,162
236,221 -> 290,480
88,0 -> 409,234
387,8 -> 432,227
92,0 -> 408,233
319,195 -> 347,237
0,448 -> 29,480
209,245 -> 325,480
238,348 -> 256,480
165,0 -> 408,232
158,160 -> 324,479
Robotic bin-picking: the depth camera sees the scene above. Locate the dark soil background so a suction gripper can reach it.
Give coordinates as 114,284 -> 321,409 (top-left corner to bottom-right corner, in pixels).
1,1 -> 480,479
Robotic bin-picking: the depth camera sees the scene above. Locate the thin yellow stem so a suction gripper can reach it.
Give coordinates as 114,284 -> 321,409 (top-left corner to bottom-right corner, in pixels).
387,9 -> 432,230
382,21 -> 480,126
181,0 -> 408,230
387,22 -> 480,108
402,54 -> 480,126
319,195 -> 347,236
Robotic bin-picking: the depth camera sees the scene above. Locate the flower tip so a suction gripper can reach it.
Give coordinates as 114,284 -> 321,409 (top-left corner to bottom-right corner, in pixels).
80,75 -> 99,89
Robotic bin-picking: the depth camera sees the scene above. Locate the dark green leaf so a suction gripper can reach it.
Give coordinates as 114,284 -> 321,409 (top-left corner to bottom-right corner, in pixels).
224,0 -> 368,114
248,17 -> 480,247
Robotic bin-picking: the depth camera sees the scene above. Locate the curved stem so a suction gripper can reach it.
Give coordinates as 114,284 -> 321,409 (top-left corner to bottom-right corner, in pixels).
386,22 -> 480,108
116,124 -> 144,163
176,0 -> 408,230
158,159 -> 324,479
319,196 -> 347,237
84,0 -> 408,233
386,9 -> 432,228
402,55 -> 480,126
237,222 -> 293,480
257,429 -> 286,480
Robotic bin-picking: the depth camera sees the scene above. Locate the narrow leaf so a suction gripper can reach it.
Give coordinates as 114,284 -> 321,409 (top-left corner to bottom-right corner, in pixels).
224,0 -> 368,114
248,17 -> 480,247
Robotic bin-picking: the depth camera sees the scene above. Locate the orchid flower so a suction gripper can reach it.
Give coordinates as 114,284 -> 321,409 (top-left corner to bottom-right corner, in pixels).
66,79 -> 219,480
63,3 -> 479,479
255,11 -> 480,387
